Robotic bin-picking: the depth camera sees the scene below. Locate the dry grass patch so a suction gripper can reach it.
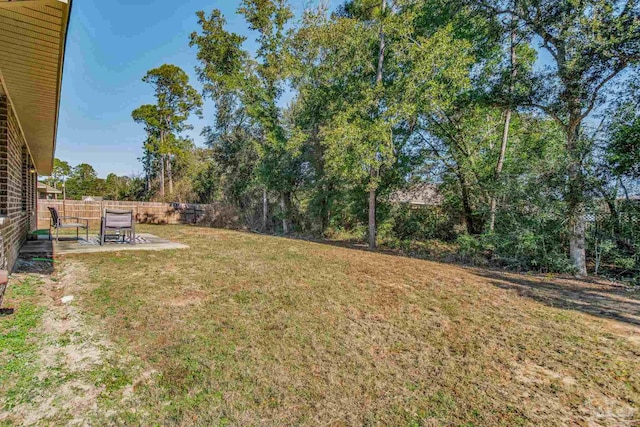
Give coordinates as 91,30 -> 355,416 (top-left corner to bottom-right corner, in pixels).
40,225 -> 640,425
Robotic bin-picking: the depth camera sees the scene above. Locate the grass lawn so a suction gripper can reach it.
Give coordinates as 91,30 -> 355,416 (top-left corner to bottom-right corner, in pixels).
1,224 -> 639,426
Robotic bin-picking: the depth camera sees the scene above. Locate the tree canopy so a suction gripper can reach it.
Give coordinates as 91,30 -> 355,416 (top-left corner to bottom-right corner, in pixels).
115,0 -> 640,277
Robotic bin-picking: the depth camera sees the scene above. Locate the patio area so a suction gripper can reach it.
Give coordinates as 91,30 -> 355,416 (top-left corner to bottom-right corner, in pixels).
19,232 -> 188,257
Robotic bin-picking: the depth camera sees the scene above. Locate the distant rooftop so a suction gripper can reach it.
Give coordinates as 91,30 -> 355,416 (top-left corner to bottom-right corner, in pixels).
617,194 -> 640,201
389,183 -> 443,206
37,182 -> 62,194
82,196 -> 103,202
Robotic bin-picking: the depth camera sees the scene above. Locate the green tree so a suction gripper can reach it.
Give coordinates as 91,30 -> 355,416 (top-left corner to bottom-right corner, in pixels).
132,104 -> 162,195
294,0 -> 474,247
481,0 -> 640,274
606,81 -> 640,180
141,64 -> 203,199
48,158 -> 71,190
104,173 -> 132,200
320,0 -> 396,249
65,163 -> 103,200
202,103 -> 260,207
121,175 -> 147,201
190,1 -> 302,233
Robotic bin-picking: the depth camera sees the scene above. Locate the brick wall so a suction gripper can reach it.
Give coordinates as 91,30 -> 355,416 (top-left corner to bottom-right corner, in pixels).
0,95 -> 38,272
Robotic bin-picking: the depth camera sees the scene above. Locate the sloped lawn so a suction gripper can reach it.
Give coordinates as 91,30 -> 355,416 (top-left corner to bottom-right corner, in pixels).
2,224 -> 639,426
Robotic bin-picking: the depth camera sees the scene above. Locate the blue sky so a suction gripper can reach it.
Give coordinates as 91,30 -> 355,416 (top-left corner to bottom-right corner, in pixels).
56,0 -> 341,178
55,0 -> 560,179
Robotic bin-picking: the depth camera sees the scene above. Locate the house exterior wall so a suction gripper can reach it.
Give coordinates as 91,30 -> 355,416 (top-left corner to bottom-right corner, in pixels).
0,95 -> 38,272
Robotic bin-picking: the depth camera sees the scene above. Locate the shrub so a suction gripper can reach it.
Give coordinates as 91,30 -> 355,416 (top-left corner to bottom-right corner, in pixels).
389,204 -> 455,241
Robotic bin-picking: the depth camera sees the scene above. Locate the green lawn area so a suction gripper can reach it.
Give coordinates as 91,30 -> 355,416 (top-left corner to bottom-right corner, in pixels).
1,224 -> 639,426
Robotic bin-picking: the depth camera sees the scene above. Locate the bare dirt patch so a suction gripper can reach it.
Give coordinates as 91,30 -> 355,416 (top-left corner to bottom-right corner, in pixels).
1,261 -> 107,425
162,288 -> 208,307
0,260 -> 157,426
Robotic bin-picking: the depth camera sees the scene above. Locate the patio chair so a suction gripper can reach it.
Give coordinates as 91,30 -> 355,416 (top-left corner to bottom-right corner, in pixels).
48,207 -> 89,241
99,209 -> 135,246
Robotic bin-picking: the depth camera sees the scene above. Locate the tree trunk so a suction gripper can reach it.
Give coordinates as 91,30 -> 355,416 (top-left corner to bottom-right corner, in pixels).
144,132 -> 152,195
459,171 -> 477,234
369,169 -> 377,249
553,42 -> 587,275
167,156 -> 173,195
158,130 -> 165,200
320,183 -> 332,237
159,154 -> 165,200
605,198 -> 620,235
489,110 -> 511,232
280,191 -> 292,234
569,204 -> 587,275
567,169 -> 587,275
145,156 -> 151,194
489,25 -> 517,232
368,0 -> 386,250
376,0 -> 386,85
262,188 -> 268,232
566,123 -> 587,276
488,196 -> 499,232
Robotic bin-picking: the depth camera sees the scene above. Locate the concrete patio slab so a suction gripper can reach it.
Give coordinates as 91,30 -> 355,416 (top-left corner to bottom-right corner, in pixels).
20,233 -> 188,258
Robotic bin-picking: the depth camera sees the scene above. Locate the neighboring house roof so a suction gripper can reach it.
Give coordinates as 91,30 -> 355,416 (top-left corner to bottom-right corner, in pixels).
389,183 -> 443,206
610,194 -> 640,202
37,182 -> 62,194
0,0 -> 73,175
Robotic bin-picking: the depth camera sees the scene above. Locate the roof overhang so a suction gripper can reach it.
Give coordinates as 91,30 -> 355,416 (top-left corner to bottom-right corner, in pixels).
0,0 -> 72,175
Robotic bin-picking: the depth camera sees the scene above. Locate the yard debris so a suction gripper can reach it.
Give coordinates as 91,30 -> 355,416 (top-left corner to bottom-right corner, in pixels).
61,295 -> 74,304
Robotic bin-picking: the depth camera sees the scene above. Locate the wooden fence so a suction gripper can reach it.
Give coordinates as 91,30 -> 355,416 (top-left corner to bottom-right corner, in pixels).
37,200 -> 227,230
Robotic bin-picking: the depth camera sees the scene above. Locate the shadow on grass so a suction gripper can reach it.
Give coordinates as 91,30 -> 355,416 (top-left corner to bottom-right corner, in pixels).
242,229 -> 640,328
244,229 -> 454,261
474,270 -> 640,327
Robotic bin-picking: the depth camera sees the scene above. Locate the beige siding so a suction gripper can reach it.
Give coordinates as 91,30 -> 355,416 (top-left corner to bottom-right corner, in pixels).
0,0 -> 71,175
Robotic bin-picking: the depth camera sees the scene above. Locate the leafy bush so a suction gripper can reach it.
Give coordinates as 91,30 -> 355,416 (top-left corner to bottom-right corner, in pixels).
377,218 -> 396,242
455,234 -> 482,260
588,200 -> 639,283
450,231 -> 575,273
389,204 -> 455,241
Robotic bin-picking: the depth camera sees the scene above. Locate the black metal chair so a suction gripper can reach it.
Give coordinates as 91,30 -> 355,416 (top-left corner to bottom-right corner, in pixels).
48,206 -> 89,241
99,209 -> 135,245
